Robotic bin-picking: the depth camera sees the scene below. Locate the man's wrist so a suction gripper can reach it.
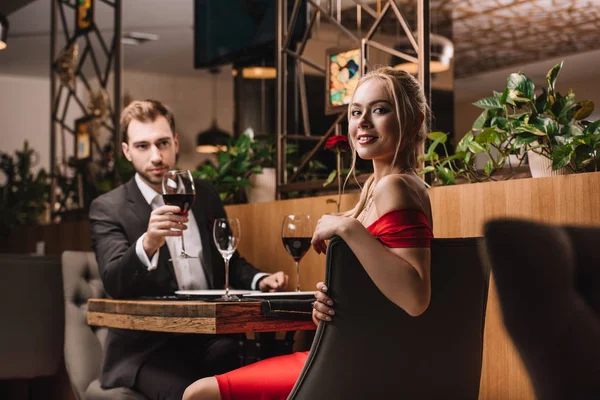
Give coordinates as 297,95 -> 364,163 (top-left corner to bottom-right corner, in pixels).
142,235 -> 158,259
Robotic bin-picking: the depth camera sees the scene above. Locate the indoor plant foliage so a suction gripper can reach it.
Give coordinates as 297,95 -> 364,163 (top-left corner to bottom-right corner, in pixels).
0,141 -> 51,235
194,129 -> 274,204
420,62 -> 599,185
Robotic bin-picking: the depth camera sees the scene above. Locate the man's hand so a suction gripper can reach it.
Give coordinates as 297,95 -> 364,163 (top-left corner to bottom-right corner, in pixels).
258,271 -> 289,292
143,205 -> 188,258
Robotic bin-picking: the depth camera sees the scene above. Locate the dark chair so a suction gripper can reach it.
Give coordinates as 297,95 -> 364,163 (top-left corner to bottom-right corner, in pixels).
483,219 -> 600,400
288,236 -> 490,400
62,251 -> 147,400
0,254 -> 64,380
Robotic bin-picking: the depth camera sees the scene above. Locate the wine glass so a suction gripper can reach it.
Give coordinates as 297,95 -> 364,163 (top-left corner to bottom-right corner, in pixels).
281,215 -> 312,292
162,170 -> 196,259
213,218 -> 241,301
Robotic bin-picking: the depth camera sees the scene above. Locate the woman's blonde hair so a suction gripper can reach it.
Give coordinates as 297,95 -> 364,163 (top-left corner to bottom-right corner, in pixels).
344,66 -> 429,218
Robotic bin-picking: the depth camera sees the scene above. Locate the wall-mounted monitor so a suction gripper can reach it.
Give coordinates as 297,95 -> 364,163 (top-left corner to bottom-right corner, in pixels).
194,0 -> 306,69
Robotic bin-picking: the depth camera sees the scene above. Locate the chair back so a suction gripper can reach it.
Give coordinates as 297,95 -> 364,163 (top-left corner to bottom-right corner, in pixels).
0,254 -> 64,379
289,237 -> 490,400
62,251 -> 109,399
483,220 -> 600,400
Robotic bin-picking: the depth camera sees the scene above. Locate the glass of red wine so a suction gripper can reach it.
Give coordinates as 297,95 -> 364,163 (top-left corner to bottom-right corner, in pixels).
162,169 -> 196,259
281,215 -> 312,292
213,218 -> 241,301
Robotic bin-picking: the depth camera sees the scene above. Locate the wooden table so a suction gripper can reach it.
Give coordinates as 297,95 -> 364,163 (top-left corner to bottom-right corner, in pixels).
87,298 -> 316,334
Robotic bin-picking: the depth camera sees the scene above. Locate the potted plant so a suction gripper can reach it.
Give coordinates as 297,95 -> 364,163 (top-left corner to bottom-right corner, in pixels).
420,61 -> 599,185
0,142 -> 51,239
193,129 -> 275,204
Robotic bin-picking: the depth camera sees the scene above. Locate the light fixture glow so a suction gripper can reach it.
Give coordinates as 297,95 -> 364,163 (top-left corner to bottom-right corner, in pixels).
241,66 -> 277,79
393,33 -> 454,74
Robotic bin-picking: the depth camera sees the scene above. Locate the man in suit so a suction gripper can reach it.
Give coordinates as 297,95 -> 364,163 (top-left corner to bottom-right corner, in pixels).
89,99 -> 289,400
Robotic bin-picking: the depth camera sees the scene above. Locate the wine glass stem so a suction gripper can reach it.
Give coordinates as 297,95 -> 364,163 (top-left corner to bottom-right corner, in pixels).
180,230 -> 187,256
295,260 -> 300,292
224,257 -> 230,297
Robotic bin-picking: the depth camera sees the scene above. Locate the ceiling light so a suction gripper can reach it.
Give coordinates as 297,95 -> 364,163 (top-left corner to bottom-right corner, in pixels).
392,34 -> 454,74
0,14 -> 9,51
241,66 -> 277,79
121,32 -> 159,46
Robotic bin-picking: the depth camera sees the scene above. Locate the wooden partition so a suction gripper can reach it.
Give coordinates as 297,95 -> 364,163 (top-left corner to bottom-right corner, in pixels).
227,171 -> 600,400
7,172 -> 600,399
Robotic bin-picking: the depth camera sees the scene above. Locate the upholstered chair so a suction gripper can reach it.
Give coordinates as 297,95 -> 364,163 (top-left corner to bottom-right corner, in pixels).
483,219 -> 600,400
62,251 -> 147,400
288,236 -> 490,399
0,255 -> 64,381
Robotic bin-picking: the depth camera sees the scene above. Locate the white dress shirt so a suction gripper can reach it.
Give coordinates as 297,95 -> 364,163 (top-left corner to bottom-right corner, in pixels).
134,174 -> 268,290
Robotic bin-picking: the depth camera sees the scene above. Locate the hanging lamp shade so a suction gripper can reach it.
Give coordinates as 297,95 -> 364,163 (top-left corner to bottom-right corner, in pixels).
196,119 -> 230,154
0,14 -> 9,51
392,33 -> 454,74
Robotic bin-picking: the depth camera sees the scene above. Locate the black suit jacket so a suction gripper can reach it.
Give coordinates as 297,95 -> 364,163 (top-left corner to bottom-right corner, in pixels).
89,177 -> 261,388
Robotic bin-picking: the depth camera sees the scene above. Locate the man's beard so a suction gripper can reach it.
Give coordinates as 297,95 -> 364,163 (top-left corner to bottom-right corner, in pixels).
138,169 -> 164,187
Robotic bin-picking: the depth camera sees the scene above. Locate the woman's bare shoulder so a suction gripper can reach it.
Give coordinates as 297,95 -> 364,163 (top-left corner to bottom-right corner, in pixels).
373,174 -> 425,215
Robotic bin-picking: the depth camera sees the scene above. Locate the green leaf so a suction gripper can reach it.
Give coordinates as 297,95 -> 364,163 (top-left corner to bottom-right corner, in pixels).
514,124 -> 546,136
563,124 -> 584,137
473,96 -> 503,110
552,91 -> 576,125
467,141 -> 486,154
535,87 -> 548,113
472,110 -> 488,129
507,73 -> 535,101
499,88 -> 510,106
513,133 -> 538,148
427,131 -> 448,143
484,159 -> 494,176
490,117 -> 509,130
427,134 -> 447,155
551,145 -> 573,170
418,166 -> 436,175
584,120 -> 600,136
532,117 -> 558,137
572,100 -> 595,120
436,165 -> 456,185
323,170 -> 337,187
474,127 -> 499,145
546,61 -> 563,95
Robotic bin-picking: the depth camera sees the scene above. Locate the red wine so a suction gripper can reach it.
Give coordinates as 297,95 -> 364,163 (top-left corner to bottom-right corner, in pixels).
163,193 -> 195,215
282,237 -> 312,262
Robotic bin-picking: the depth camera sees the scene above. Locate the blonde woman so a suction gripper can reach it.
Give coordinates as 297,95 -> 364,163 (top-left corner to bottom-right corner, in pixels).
183,66 -> 433,400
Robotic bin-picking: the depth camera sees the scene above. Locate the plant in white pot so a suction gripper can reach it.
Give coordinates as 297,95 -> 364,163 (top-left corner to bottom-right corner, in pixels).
194,128 -> 276,204
419,61 -> 600,184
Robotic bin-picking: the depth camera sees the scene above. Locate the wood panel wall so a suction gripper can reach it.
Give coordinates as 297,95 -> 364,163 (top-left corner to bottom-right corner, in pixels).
7,171 -> 600,399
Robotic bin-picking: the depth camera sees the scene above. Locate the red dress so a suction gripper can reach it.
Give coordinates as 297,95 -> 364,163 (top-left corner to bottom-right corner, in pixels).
215,209 -> 433,400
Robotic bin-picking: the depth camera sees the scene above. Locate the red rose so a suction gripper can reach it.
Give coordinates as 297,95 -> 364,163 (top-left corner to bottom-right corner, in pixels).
324,135 -> 350,152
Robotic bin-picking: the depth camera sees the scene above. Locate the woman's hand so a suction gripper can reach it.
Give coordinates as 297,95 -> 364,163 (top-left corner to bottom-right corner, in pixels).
312,282 -> 335,326
311,215 -> 357,255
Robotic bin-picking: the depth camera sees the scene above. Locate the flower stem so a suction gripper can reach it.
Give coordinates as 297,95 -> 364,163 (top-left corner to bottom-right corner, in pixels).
336,149 -> 341,213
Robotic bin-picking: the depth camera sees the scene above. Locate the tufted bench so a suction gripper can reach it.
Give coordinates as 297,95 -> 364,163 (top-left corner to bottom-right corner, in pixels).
62,251 -> 147,400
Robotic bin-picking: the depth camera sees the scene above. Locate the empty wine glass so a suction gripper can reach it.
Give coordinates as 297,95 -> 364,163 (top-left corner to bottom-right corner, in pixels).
281,215 -> 312,292
162,170 -> 196,259
213,218 -> 241,301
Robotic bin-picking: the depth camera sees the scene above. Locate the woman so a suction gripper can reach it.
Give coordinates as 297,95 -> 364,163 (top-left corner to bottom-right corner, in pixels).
183,66 -> 433,400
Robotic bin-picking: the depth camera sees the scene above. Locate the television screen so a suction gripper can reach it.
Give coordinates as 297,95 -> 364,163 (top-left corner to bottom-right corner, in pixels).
194,0 -> 306,69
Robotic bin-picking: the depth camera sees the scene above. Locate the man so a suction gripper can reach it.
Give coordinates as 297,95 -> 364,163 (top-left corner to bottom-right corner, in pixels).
89,99 -> 289,400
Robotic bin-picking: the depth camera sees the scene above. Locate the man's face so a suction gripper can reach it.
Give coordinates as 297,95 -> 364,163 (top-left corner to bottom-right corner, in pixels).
121,115 -> 179,190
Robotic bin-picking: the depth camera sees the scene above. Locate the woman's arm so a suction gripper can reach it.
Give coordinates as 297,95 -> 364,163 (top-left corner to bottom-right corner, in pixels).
312,175 -> 431,316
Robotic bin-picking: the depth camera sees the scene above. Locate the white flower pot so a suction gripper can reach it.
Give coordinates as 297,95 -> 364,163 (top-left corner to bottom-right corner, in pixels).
527,150 -> 570,178
246,167 -> 276,203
